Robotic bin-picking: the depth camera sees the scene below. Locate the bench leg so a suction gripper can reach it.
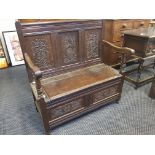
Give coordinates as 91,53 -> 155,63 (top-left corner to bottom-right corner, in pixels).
45,129 -> 50,135
38,98 -> 51,135
31,91 -> 38,112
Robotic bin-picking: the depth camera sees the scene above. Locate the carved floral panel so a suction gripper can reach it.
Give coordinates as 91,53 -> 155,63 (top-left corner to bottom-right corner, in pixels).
26,35 -> 53,69
94,85 -> 118,102
85,29 -> 101,59
50,98 -> 83,119
60,32 -> 78,64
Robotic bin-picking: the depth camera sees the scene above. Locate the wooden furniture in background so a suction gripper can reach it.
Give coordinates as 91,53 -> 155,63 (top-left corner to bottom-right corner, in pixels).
103,19 -> 150,66
123,27 -> 155,88
123,27 -> 155,58
16,20 -> 133,134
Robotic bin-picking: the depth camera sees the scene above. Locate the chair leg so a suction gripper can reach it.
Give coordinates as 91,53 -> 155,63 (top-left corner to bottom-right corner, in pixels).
137,58 -> 144,83
149,77 -> 155,99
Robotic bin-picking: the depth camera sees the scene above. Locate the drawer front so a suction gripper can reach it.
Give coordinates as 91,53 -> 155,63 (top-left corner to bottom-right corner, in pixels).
133,20 -> 150,29
113,21 -> 133,32
93,84 -> 120,104
113,21 -> 132,42
113,31 -> 124,42
49,98 -> 84,120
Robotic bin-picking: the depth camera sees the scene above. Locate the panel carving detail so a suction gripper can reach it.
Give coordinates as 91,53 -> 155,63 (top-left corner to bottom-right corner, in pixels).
50,98 -> 82,119
85,30 -> 100,59
60,32 -> 78,64
31,37 -> 52,69
94,85 -> 118,102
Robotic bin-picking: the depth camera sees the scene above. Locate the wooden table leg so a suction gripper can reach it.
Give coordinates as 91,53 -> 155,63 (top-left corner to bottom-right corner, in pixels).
136,58 -> 144,85
149,76 -> 155,99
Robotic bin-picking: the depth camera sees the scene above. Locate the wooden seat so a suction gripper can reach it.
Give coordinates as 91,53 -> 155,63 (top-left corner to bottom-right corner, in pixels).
40,64 -> 120,100
16,20 -> 134,134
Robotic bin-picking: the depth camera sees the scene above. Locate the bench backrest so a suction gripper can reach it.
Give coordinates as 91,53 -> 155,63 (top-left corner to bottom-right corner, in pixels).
16,20 -> 103,82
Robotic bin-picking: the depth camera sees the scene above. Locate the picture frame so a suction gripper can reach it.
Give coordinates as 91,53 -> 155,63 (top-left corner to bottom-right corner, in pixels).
0,38 -> 8,68
0,38 -> 5,57
2,31 -> 25,66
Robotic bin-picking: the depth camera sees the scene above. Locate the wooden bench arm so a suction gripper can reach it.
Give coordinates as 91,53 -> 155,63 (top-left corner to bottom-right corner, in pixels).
102,40 -> 135,73
24,53 -> 43,98
24,53 -> 42,79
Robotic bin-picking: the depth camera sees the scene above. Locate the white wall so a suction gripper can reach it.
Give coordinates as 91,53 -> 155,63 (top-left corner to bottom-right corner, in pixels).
0,19 -> 16,62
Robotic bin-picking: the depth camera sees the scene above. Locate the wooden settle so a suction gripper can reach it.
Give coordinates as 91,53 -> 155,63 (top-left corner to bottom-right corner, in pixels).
16,20 -> 134,134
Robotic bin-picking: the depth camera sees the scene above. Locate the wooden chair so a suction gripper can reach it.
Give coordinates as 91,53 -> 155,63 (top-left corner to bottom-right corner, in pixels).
102,40 -> 135,74
16,20 -> 134,134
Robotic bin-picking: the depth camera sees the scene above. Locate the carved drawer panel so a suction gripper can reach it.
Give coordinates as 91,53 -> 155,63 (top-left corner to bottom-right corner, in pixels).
93,84 -> 119,103
49,98 -> 83,120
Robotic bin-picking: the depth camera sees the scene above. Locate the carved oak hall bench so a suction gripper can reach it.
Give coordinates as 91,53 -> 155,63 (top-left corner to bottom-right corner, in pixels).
16,20 -> 134,134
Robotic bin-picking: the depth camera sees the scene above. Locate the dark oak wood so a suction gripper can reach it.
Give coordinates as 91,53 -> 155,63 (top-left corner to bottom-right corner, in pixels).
16,20 -> 125,134
103,19 -> 150,66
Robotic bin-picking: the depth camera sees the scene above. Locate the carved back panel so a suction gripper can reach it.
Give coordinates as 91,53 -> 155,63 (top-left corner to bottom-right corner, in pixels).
59,31 -> 79,65
25,34 -> 54,70
16,20 -> 103,82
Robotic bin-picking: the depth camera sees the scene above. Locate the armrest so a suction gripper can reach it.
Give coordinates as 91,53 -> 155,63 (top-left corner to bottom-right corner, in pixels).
102,40 -> 135,55
102,40 -> 135,74
24,53 -> 42,79
24,53 -> 43,98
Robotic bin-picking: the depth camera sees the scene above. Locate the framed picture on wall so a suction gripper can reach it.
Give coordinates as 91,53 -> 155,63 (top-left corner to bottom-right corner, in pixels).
2,31 -> 25,66
0,38 -> 8,68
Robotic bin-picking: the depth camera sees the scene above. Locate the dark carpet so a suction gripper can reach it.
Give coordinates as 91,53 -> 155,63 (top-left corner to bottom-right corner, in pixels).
0,65 -> 155,135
